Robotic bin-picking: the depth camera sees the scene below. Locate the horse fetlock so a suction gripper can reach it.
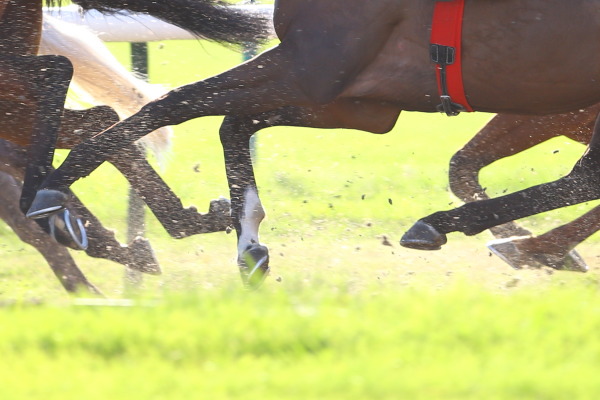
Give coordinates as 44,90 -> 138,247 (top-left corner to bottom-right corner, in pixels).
187,198 -> 232,235
48,209 -> 88,250
126,237 -> 161,275
448,154 -> 487,198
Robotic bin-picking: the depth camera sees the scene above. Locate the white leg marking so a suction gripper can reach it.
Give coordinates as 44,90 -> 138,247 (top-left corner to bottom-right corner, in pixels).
237,187 -> 265,258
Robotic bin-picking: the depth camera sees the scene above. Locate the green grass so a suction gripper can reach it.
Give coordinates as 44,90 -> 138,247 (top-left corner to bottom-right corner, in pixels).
2,283 -> 600,399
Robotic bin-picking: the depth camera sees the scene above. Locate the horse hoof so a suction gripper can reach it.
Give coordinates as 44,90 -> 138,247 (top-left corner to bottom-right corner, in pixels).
26,189 -> 68,219
208,197 -> 232,231
487,237 -> 531,270
400,220 -> 447,250
487,237 -> 589,272
239,244 -> 270,289
533,249 -> 589,273
127,237 -> 161,275
49,209 -> 88,250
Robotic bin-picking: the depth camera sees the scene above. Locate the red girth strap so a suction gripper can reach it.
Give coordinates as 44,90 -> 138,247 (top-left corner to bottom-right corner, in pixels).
430,0 -> 473,115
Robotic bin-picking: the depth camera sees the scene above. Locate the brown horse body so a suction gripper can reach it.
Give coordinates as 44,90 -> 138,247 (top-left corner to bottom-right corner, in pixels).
29,0 -> 600,285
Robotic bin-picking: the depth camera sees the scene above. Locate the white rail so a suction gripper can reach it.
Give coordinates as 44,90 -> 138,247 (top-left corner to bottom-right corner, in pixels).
43,4 -> 275,42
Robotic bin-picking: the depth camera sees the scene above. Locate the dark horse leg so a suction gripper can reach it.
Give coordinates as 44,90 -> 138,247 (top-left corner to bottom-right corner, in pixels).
0,54 -> 97,251
57,107 -> 232,251
27,104 -> 232,241
55,108 -> 159,274
26,0 -> 600,278
107,145 -> 232,240
449,108 -> 598,271
0,107 -> 161,277
23,15 -> 405,286
0,171 -> 101,294
219,103 -> 400,287
1,55 -> 73,214
400,112 -> 600,251
486,208 -> 600,272
59,107 -> 231,263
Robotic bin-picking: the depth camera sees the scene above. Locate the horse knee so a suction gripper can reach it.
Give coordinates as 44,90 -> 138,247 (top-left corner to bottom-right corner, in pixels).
220,115 -> 266,144
33,55 -> 73,84
448,151 -> 487,202
565,152 -> 600,198
91,105 -> 120,126
41,54 -> 73,76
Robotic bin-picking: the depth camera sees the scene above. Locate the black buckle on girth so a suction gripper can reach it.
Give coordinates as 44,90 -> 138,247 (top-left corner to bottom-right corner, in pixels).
430,43 -> 466,116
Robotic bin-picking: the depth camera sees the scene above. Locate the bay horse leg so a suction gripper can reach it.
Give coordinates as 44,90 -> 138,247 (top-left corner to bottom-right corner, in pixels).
65,191 -> 160,275
219,115 -> 270,288
401,112 -> 600,251
5,55 -> 74,214
106,143 -> 232,239
449,110 -> 595,270
219,102 -> 400,287
56,108 -> 161,274
0,104 -> 109,251
0,106 -> 161,276
449,115 -> 558,238
490,206 -> 600,272
29,9 -> 401,212
0,171 -> 101,295
40,106 -> 121,250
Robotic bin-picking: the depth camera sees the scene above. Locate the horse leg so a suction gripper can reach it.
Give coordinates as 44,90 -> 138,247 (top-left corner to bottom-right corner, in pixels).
449,111 -> 594,270
65,191 -> 160,275
0,171 -> 101,295
219,102 -> 400,287
0,106 -> 161,275
401,113 -> 600,251
55,106 -> 120,148
219,115 -> 270,288
40,16 -> 173,158
29,7 -> 402,214
0,106 -> 117,250
9,55 -> 73,214
0,55 -> 90,249
450,115 -> 557,237
37,106 -> 121,250
489,205 -> 600,272
107,144 -> 232,239
56,108 -> 161,274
